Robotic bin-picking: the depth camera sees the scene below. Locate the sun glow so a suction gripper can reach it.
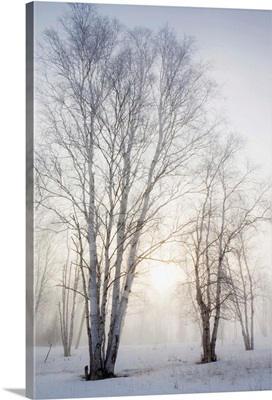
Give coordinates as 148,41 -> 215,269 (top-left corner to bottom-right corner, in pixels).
150,263 -> 180,293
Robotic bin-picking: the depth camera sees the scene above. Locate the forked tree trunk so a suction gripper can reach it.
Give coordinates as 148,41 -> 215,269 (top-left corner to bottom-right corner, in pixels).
210,316 -> 219,362
201,313 -> 212,363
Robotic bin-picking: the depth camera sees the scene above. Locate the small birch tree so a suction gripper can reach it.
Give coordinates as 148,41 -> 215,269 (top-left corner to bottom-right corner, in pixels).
182,134 -> 271,363
58,240 -> 80,357
225,232 -> 259,350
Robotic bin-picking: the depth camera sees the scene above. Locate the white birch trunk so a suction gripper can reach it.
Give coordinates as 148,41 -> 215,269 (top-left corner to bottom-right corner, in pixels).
105,121 -> 163,374
88,142 -> 102,377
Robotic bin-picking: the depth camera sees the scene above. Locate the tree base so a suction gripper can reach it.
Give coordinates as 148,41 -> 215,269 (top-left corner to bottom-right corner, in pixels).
201,354 -> 217,364
84,366 -> 116,381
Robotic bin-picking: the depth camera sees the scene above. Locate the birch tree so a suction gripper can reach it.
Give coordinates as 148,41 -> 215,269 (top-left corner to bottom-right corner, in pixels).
182,134 -> 271,363
256,271 -> 272,337
58,240 -> 80,357
35,3 -> 218,379
34,231 -> 56,316
225,232 -> 260,350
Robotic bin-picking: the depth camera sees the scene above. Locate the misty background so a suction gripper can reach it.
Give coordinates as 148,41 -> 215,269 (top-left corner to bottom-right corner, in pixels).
33,1 -> 272,350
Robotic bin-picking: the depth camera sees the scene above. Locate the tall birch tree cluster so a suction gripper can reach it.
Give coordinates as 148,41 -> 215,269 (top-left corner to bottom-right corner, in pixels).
35,3 -> 218,379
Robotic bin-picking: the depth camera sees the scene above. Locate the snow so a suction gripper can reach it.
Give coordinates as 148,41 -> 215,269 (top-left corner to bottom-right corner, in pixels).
34,336 -> 271,399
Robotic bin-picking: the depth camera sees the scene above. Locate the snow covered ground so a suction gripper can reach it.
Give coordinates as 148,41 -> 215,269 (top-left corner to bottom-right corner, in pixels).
35,336 -> 271,399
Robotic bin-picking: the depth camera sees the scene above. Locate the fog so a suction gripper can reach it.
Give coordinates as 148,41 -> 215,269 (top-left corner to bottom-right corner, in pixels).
34,236 -> 272,348
31,3 -> 272,394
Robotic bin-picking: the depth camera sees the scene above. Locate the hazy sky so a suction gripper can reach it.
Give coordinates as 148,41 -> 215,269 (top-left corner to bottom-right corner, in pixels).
33,1 -> 272,175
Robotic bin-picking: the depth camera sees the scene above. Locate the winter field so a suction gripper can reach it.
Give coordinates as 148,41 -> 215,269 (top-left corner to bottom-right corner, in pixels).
35,336 -> 271,399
